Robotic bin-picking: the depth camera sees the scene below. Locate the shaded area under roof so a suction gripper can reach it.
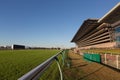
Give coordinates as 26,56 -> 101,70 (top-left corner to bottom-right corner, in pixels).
71,19 -> 99,42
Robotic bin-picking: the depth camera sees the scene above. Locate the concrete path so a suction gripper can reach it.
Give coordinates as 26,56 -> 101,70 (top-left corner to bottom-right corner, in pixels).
63,51 -> 120,80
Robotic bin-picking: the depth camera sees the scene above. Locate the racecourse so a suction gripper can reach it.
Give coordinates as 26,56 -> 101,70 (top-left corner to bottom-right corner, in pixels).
0,49 -> 59,80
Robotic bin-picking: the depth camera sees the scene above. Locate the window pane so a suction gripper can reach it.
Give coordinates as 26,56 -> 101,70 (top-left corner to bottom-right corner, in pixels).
116,36 -> 120,42
115,26 -> 120,33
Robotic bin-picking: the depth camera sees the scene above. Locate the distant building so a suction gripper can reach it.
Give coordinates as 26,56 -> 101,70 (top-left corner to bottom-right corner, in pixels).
6,46 -> 12,49
0,46 -> 5,50
12,44 -> 25,50
71,2 -> 120,49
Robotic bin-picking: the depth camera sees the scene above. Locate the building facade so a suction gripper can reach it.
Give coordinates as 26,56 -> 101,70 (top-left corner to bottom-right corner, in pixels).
12,44 -> 25,50
71,2 -> 120,49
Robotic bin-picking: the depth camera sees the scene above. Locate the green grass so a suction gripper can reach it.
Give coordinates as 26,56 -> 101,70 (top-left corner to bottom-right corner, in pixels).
39,56 -> 62,80
0,49 -> 60,80
39,50 -> 68,80
81,49 -> 120,54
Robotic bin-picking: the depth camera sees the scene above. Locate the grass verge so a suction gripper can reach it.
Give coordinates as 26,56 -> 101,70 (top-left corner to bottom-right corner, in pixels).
81,49 -> 120,54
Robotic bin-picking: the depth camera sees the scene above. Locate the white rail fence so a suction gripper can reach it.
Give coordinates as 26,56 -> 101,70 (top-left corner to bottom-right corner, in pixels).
18,50 -> 65,80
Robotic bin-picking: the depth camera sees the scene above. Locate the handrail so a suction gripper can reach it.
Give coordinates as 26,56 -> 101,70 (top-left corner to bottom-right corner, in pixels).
18,50 -> 64,80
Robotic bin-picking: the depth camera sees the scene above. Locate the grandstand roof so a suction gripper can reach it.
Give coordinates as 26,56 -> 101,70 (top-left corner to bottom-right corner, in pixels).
71,19 -> 99,42
98,2 -> 120,24
71,2 -> 120,43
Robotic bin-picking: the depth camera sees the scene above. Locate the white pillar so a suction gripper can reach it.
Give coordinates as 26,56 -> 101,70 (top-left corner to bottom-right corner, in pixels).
116,55 -> 119,69
105,54 -> 107,64
11,45 -> 14,50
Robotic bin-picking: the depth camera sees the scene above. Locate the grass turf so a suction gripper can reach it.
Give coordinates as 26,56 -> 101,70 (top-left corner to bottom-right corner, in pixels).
0,49 -> 59,80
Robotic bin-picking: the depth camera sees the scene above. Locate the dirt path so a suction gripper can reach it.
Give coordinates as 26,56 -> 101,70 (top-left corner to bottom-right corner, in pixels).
63,51 -> 120,80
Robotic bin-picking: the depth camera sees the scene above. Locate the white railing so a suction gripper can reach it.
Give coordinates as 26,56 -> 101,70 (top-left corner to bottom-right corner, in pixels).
18,50 -> 65,80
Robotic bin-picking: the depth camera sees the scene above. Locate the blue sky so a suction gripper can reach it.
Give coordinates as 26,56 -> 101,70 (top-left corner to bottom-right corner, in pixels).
0,0 -> 119,48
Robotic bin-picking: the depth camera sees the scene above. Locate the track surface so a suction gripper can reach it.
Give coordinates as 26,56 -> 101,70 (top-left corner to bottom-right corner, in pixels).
63,51 -> 120,80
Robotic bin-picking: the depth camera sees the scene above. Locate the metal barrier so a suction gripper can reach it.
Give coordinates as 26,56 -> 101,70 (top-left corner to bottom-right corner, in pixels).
18,50 -> 65,80
84,53 -> 101,63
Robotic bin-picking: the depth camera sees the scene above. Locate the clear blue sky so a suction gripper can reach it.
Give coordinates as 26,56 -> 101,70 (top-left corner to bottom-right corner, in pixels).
0,0 -> 119,48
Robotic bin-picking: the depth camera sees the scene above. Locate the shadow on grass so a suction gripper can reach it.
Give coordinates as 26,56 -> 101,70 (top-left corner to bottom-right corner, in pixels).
71,63 -> 88,68
79,66 -> 104,80
69,57 -> 81,60
101,63 -> 120,72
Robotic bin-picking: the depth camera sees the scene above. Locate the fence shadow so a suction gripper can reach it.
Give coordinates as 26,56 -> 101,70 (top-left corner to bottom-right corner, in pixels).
69,57 -> 81,60
101,63 -> 120,72
79,66 -> 104,80
71,64 -> 88,68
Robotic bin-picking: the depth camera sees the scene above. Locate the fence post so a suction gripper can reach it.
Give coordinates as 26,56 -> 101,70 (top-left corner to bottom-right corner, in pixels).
116,55 -> 119,69
55,57 -> 63,80
61,50 -> 65,66
105,53 -> 107,64
18,50 -> 63,80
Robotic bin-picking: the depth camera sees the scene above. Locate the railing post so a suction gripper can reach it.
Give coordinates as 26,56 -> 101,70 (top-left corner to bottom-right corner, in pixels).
116,55 -> 119,69
55,57 -> 63,80
18,50 -> 63,80
61,50 -> 65,66
105,53 -> 107,64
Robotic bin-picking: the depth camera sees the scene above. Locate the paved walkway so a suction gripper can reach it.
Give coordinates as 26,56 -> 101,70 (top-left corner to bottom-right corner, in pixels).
63,51 -> 120,80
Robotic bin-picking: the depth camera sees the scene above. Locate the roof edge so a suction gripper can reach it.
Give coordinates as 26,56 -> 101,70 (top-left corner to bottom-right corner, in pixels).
98,2 -> 120,23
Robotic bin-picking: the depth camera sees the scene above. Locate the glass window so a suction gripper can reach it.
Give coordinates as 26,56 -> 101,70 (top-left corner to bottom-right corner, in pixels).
115,26 -> 120,42
116,36 -> 120,42
115,26 -> 120,33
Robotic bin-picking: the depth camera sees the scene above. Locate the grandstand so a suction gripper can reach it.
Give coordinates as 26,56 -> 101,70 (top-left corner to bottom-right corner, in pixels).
71,2 -> 120,49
